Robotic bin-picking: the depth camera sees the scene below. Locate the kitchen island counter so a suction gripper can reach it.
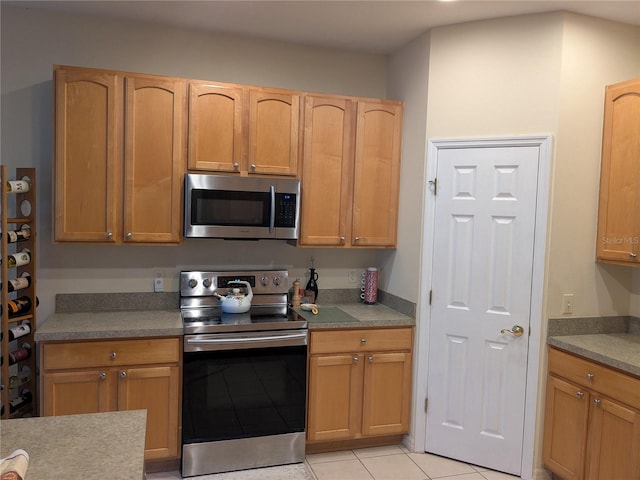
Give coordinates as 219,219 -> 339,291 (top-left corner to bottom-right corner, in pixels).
0,410 -> 147,480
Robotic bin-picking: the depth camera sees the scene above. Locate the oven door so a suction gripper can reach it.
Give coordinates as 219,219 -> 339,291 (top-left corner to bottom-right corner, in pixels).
182,330 -> 308,445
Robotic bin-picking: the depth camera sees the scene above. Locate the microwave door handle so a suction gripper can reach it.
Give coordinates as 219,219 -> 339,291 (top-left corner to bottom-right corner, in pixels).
269,185 -> 275,233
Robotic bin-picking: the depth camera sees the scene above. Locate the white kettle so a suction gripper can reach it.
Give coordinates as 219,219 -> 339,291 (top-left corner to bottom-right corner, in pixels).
214,280 -> 253,313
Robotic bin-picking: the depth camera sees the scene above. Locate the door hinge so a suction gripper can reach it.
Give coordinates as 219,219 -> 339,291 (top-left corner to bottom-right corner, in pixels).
425,397 -> 428,413
428,178 -> 437,195
429,290 -> 432,305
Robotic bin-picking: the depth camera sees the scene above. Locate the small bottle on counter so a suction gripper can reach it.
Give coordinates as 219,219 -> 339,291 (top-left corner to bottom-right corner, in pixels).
292,279 -> 301,307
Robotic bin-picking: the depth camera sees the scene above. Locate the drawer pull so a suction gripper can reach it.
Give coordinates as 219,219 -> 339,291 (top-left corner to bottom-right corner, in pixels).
586,373 -> 594,381
360,338 -> 367,345
593,398 -> 601,406
99,372 -> 106,380
110,352 -> 117,360
576,391 -> 584,398
119,371 -> 126,379
630,253 -> 638,258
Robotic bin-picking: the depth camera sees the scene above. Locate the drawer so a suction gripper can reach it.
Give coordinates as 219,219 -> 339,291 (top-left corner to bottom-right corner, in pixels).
42,337 -> 181,370
310,327 -> 413,355
548,347 -> 640,410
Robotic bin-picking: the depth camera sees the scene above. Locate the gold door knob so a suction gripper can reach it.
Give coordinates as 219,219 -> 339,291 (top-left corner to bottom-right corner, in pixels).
500,325 -> 524,336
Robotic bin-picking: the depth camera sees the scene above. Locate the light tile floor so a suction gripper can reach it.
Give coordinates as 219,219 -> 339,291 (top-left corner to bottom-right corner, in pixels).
148,445 -> 521,480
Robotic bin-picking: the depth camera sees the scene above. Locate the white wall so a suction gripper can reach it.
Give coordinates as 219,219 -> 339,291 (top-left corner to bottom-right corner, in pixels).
0,5 -> 390,322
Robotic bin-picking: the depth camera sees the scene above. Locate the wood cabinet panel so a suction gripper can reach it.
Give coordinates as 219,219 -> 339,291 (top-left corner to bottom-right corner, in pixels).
188,82 -> 244,172
42,369 -> 116,416
54,68 -> 121,242
309,327 -> 413,355
596,77 -> 640,264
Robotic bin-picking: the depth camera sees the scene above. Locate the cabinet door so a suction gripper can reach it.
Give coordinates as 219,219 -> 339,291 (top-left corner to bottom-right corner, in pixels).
54,68 -> 121,242
542,375 -> 589,480
124,76 -> 185,244
596,78 -> 640,264
352,101 -> 402,247
307,354 -> 362,441
585,396 -> 640,480
248,89 -> 300,176
118,365 -> 180,460
188,82 -> 244,172
362,352 -> 412,436
42,370 -> 116,416
300,96 -> 354,246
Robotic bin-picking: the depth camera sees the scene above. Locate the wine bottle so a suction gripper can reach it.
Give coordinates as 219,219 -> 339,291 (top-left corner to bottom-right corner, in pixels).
6,178 -> 30,193
2,249 -> 31,269
4,343 -> 32,366
0,320 -> 31,341
8,367 -> 31,389
1,273 -> 32,293
3,226 -> 31,243
1,296 -> 38,318
9,389 -> 32,413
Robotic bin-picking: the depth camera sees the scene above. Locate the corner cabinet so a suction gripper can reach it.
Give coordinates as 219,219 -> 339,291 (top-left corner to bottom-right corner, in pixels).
54,65 -> 185,244
0,167 -> 38,419
40,337 -> 181,462
542,347 -> 640,480
596,77 -> 640,265
307,327 -> 413,445
299,97 -> 402,248
188,82 -> 300,176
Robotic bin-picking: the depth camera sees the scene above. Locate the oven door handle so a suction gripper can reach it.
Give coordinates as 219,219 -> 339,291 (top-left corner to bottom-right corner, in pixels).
185,331 -> 308,350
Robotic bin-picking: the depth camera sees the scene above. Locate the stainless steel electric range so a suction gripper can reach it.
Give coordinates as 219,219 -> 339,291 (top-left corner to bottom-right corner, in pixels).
179,269 -> 308,478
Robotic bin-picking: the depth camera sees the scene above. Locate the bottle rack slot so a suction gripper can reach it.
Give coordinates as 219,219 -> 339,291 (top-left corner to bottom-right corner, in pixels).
1,165 -> 37,418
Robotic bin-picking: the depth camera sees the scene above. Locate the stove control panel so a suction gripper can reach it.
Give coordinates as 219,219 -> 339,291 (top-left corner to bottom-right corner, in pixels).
180,270 -> 289,297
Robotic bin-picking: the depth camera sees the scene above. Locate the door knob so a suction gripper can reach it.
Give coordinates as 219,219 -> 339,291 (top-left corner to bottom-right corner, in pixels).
500,325 -> 525,337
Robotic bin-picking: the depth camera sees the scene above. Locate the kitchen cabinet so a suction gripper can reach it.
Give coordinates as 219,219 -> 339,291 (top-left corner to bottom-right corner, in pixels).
542,347 -> 640,480
54,65 -> 185,244
299,96 -> 402,247
307,327 -> 413,444
188,82 -> 300,176
40,337 -> 181,462
596,77 -> 640,265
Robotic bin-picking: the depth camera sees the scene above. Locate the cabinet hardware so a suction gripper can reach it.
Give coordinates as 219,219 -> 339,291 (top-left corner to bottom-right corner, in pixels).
125,232 -> 132,239
360,338 -> 367,344
106,232 -> 113,239
250,164 -> 256,170
110,352 -> 117,359
576,391 -> 584,398
586,373 -> 594,381
368,356 -> 373,363
353,356 -> 359,363
119,371 -> 127,379
593,398 -> 601,406
630,253 -> 638,258
99,372 -> 106,380
233,162 -> 239,169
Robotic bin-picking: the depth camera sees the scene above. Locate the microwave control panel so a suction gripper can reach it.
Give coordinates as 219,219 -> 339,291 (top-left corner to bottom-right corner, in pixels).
275,193 -> 297,227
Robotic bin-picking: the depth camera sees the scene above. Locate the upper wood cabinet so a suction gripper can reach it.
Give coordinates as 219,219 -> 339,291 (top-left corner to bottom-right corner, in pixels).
299,96 -> 402,247
596,77 -> 640,265
54,65 -> 185,244
187,83 -> 300,176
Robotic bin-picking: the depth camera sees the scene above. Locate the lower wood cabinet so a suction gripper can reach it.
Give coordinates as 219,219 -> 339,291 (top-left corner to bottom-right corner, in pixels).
40,337 -> 181,462
543,347 -> 640,480
307,327 -> 413,444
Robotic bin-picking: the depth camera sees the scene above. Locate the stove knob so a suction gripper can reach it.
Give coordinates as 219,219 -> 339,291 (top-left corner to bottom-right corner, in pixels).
273,276 -> 282,286
260,276 -> 269,286
202,278 -> 212,288
188,279 -> 198,288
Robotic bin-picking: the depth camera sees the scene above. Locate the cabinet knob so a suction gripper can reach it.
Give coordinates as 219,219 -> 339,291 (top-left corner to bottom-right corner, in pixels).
355,236 -> 360,242
110,352 -> 117,359
353,356 -> 359,363
368,356 -> 373,363
106,232 -> 113,239
340,236 -> 345,244
593,398 -> 601,406
99,372 -> 107,380
125,232 -> 132,239
233,162 -> 239,169
576,391 -> 584,398
119,371 -> 126,379
360,338 -> 367,344
586,373 -> 594,381
250,164 -> 256,171
630,253 -> 638,258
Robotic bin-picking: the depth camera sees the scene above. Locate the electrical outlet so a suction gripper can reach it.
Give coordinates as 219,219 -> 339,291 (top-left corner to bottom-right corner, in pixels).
348,270 -> 357,283
154,272 -> 164,293
562,294 -> 574,314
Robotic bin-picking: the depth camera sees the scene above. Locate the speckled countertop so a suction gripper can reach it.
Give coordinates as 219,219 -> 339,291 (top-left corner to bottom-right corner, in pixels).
297,303 -> 414,329
35,309 -> 183,342
547,316 -> 640,377
0,410 -> 146,479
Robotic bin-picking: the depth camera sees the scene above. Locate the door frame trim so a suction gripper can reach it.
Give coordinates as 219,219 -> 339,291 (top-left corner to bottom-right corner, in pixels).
411,135 -> 552,480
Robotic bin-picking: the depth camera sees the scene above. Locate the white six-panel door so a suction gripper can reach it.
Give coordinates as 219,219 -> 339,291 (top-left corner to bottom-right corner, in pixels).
425,144 -> 540,475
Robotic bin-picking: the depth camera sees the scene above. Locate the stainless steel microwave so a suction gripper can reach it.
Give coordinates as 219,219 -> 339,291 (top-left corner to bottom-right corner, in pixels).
184,174 -> 300,240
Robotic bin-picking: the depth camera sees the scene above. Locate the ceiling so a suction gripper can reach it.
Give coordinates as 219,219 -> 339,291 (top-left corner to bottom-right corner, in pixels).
6,0 -> 640,54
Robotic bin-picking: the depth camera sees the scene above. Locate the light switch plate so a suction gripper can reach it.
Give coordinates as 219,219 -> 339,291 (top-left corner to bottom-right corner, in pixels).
154,273 -> 164,292
562,294 -> 574,314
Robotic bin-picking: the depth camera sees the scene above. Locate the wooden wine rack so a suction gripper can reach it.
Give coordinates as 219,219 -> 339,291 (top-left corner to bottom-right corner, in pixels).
0,165 -> 37,418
